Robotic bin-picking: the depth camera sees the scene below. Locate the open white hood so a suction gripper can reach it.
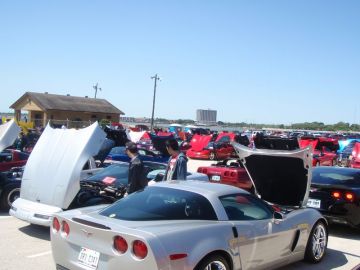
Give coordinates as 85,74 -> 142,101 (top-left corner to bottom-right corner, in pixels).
127,130 -> 146,143
20,122 -> 106,209
0,119 -> 21,152
232,142 -> 312,208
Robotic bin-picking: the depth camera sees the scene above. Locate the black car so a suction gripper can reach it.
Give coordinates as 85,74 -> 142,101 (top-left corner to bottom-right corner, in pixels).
71,161 -> 167,208
0,166 -> 23,210
307,166 -> 360,228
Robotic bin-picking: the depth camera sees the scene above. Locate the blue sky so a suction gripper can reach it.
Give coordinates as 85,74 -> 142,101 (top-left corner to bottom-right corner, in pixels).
1,1 -> 359,124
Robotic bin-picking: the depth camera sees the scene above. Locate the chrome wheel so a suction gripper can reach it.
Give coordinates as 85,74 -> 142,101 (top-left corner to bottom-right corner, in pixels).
209,152 -> 216,160
203,261 -> 227,270
7,188 -> 20,207
311,223 -> 327,260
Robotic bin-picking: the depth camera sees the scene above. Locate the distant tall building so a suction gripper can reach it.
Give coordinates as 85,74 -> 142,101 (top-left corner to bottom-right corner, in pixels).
196,109 -> 217,124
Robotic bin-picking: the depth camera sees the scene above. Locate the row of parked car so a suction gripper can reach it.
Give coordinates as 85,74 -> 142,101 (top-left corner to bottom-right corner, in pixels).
1,120 -> 360,270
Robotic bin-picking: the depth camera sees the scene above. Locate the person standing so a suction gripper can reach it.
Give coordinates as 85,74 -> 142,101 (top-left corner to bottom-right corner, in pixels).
125,142 -> 147,194
164,138 -> 188,180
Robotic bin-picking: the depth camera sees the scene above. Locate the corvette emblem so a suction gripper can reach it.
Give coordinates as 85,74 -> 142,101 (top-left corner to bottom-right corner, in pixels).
81,229 -> 93,237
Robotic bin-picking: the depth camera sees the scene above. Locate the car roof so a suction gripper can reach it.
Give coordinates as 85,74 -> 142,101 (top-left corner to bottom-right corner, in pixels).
153,180 -> 248,197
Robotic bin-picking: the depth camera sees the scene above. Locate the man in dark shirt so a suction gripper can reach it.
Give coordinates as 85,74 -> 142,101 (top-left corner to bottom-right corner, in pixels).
125,142 -> 147,194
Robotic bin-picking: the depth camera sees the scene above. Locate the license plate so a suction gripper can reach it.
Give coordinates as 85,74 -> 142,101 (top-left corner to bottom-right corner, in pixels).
78,247 -> 100,270
211,175 -> 221,181
307,199 -> 321,209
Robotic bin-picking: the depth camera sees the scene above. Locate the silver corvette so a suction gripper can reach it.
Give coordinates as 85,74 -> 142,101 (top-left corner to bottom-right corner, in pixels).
51,143 -> 328,270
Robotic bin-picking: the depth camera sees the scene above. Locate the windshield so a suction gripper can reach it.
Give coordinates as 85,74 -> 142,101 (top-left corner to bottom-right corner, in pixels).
87,164 -> 129,185
312,167 -> 360,186
100,186 -> 217,221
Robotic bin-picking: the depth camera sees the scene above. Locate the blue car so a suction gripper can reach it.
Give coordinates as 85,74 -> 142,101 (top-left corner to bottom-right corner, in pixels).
106,146 -> 169,163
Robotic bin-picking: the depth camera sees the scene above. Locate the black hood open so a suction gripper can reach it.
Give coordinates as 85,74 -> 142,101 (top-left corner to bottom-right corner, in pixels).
232,142 -> 312,208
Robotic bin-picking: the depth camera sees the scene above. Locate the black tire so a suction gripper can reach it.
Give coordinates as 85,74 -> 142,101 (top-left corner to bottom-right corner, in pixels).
209,152 -> 216,160
195,254 -> 230,270
304,221 -> 328,263
0,184 -> 21,210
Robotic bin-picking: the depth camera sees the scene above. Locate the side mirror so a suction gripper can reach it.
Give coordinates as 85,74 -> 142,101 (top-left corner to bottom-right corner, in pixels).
154,172 -> 165,182
273,211 -> 283,223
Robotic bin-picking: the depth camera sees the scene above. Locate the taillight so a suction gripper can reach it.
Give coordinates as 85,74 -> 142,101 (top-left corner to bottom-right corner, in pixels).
331,191 -> 341,199
331,191 -> 356,202
114,236 -> 128,254
61,221 -> 70,236
202,169 -> 207,174
133,240 -> 148,259
345,192 -> 355,202
230,172 -> 236,177
224,171 -> 229,177
52,217 -> 60,232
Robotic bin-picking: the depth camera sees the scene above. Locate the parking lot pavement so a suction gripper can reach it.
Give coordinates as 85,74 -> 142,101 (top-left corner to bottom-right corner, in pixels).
1,210 -> 359,270
0,212 -> 55,270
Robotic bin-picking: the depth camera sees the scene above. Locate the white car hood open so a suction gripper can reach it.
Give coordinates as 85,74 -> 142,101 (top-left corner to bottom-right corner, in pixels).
20,122 -> 106,209
232,142 -> 312,208
126,130 -> 146,143
0,119 -> 21,152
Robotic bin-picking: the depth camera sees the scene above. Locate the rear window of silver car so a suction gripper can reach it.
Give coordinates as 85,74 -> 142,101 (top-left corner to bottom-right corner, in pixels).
100,186 -> 217,221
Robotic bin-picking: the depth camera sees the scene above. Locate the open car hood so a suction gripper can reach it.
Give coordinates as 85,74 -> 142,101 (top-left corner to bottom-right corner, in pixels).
299,139 -> 318,151
190,134 -> 213,151
149,134 -> 173,156
0,119 -> 21,152
127,130 -> 146,143
20,122 -> 106,209
232,142 -> 312,208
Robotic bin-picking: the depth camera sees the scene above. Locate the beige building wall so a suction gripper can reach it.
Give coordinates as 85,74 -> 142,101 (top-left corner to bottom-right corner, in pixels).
12,96 -> 120,127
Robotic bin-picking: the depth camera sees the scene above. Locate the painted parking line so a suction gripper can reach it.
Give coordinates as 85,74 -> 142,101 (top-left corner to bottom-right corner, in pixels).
0,216 -> 13,219
26,251 -> 52,258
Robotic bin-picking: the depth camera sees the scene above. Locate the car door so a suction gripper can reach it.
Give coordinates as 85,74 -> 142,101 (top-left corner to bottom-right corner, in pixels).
220,194 -> 296,270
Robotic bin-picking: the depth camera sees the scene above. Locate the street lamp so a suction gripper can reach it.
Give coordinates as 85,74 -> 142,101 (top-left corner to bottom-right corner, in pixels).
150,74 -> 160,132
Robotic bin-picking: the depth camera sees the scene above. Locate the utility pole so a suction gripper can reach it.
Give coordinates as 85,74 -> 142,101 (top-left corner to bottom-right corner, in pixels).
93,83 -> 102,98
150,74 -> 160,132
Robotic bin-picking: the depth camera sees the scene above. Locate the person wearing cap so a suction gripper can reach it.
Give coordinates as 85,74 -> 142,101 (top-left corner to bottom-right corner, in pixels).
163,138 -> 188,180
125,141 -> 147,194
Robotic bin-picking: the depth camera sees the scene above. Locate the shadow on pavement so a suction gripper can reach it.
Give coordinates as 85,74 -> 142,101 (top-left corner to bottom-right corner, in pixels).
329,224 -> 360,241
0,210 -> 10,216
279,248 -> 348,269
19,224 -> 50,241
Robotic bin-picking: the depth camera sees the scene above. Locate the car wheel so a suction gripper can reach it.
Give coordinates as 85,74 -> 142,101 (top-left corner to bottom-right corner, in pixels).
209,152 -> 216,160
0,184 -> 20,210
195,254 -> 230,270
304,221 -> 328,263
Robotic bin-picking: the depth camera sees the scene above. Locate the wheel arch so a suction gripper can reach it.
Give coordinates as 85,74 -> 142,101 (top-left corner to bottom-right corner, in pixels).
194,250 -> 234,270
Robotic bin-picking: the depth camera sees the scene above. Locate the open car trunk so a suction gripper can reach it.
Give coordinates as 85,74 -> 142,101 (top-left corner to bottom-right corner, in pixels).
232,142 -> 312,208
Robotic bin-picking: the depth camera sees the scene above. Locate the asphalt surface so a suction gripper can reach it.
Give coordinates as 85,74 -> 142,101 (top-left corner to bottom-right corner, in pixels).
0,159 -> 359,270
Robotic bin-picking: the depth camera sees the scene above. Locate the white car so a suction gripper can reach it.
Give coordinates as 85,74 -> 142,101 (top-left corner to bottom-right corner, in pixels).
10,122 -> 106,226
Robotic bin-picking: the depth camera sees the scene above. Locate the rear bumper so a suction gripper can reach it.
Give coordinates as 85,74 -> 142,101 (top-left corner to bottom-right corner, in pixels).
9,198 -> 62,226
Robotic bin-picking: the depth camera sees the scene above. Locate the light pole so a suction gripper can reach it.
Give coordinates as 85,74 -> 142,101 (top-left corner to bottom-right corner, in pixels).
150,74 -> 160,132
93,83 -> 102,98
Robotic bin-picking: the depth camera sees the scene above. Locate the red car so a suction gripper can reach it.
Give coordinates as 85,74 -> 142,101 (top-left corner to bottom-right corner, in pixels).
0,149 -> 29,172
197,159 -> 253,191
350,142 -> 360,169
299,137 -> 338,166
186,132 -> 237,160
